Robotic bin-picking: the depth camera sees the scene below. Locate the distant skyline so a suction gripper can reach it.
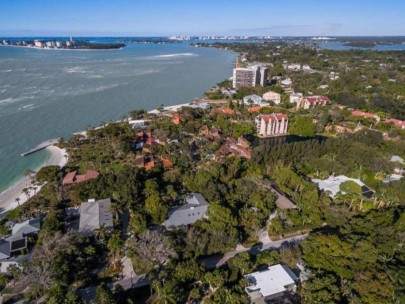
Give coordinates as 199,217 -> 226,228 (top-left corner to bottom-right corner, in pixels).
1,0 -> 404,37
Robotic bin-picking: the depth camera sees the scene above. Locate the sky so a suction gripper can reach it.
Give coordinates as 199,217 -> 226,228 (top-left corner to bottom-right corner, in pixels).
0,0 -> 404,37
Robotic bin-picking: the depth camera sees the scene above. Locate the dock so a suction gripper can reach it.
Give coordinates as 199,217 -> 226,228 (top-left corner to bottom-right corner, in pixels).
20,138 -> 60,157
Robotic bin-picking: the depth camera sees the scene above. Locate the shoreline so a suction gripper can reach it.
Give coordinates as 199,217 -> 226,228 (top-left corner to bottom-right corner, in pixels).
0,145 -> 67,218
0,44 -> 124,51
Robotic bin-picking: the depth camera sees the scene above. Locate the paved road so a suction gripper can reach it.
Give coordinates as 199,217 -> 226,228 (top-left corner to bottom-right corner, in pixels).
76,235 -> 307,302
199,234 -> 308,269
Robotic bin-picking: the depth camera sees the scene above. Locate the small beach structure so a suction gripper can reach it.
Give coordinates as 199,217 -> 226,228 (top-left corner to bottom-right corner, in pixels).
62,170 -> 99,186
79,198 -> 113,235
244,264 -> 298,303
163,193 -> 208,229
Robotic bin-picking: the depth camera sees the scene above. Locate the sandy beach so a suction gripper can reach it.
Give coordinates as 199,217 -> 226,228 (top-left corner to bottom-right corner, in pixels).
0,145 -> 67,218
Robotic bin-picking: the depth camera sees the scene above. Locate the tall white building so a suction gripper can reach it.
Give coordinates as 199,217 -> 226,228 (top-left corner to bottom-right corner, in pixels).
255,113 -> 289,137
232,65 -> 267,89
34,40 -> 43,48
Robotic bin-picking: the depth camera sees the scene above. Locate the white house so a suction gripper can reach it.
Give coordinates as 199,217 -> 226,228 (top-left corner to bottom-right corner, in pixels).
262,91 -> 281,104
243,94 -> 267,106
286,64 -> 301,71
280,78 -> 292,87
245,264 -> 298,303
289,93 -> 303,104
312,175 -> 374,198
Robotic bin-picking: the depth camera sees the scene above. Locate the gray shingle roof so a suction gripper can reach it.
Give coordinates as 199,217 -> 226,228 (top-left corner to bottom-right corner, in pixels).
164,193 -> 208,228
0,240 -> 10,260
8,218 -> 41,240
79,198 -> 114,235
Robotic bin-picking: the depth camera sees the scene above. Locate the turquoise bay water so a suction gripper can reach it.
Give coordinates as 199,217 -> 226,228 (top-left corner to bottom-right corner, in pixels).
0,43 -> 237,193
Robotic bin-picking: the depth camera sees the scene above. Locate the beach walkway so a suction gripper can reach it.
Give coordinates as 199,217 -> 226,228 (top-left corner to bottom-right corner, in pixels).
20,138 -> 60,156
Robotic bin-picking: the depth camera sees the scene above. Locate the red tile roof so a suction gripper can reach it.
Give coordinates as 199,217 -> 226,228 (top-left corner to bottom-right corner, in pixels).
385,118 -> 405,128
62,170 -> 99,185
304,95 -> 330,104
248,106 -> 262,113
351,110 -> 378,119
172,115 -> 181,125
260,113 -> 288,122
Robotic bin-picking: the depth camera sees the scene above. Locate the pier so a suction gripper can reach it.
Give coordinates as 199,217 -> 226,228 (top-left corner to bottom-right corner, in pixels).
20,138 -> 60,157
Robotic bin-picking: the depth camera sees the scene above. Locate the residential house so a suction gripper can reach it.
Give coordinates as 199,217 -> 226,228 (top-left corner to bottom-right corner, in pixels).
243,94 -> 267,106
385,118 -> 405,129
219,138 -> 252,159
280,78 -> 292,87
244,264 -> 298,303
79,198 -> 114,236
351,110 -> 380,122
0,218 -> 41,261
262,91 -> 281,104
289,93 -> 303,104
248,106 -> 263,113
213,108 -> 235,115
390,155 -> 404,164
296,95 -> 330,109
255,114 -> 289,137
62,170 -> 99,186
285,63 -> 301,71
0,254 -> 31,273
134,155 -> 155,171
312,175 -> 374,198
163,193 -> 209,229
172,114 -> 181,125
161,154 -> 173,170
199,126 -> 224,140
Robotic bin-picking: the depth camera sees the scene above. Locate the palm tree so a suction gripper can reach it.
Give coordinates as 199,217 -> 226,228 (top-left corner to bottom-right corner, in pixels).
15,197 -> 21,206
109,202 -> 124,221
94,224 -> 108,241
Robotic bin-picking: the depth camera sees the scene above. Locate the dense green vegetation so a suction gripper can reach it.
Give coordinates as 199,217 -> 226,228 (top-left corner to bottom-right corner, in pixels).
1,42 -> 404,303
202,42 -> 405,119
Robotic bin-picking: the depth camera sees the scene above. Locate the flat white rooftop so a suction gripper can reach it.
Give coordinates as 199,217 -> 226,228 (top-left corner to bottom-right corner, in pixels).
312,175 -> 373,198
245,264 -> 297,299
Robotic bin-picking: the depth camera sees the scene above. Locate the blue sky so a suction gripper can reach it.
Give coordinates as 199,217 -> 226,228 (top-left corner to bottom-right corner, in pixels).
0,0 -> 404,36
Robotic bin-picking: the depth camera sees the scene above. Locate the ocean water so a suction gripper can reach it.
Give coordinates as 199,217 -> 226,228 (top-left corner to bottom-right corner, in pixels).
0,42 -> 237,193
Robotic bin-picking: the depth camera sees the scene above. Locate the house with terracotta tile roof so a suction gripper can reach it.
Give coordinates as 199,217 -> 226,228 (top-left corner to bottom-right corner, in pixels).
161,154 -> 173,169
385,118 -> 405,129
134,155 -> 155,171
172,114 -> 181,125
62,170 -> 99,186
248,106 -> 263,113
199,125 -> 224,140
255,114 -> 289,137
213,108 -> 235,115
351,110 -> 380,122
296,95 -> 330,109
219,138 -> 252,159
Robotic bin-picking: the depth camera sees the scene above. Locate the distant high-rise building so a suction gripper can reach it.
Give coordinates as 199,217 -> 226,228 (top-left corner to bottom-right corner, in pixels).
259,66 -> 268,86
34,40 -> 43,48
232,65 -> 267,89
232,67 -> 258,89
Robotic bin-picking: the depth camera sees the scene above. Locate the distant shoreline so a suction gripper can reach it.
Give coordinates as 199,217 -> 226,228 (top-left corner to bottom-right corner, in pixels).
0,44 -> 124,51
